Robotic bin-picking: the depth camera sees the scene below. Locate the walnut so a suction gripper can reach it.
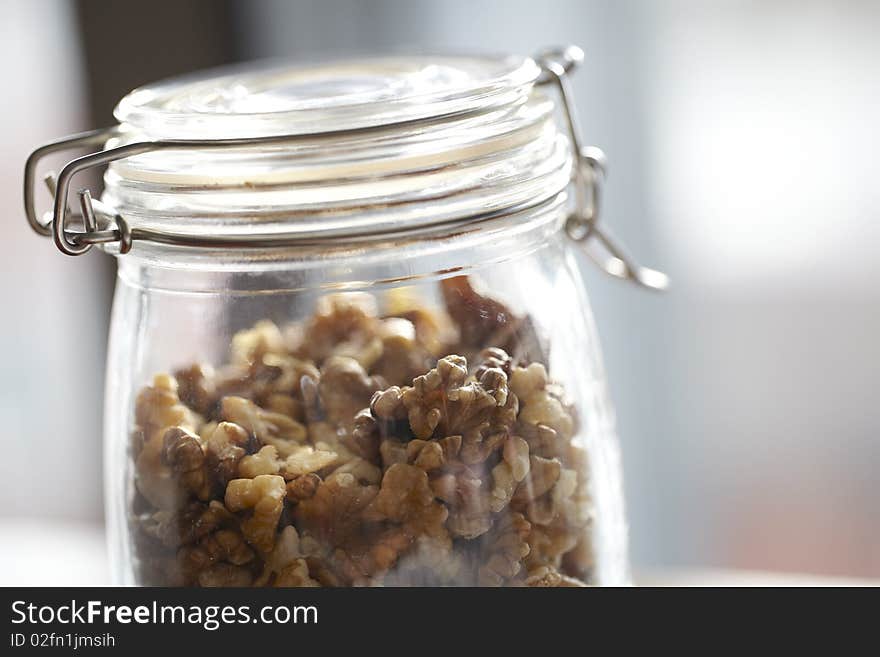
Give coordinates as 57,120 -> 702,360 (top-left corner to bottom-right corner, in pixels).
135,373 -> 201,444
403,355 -> 462,439
551,468 -> 579,518
371,317 -> 433,386
286,473 -> 321,503
134,375 -> 203,510
332,457 -> 382,485
174,363 -> 216,416
519,391 -> 575,442
447,509 -> 491,540
517,421 -> 562,459
264,392 -> 301,419
509,362 -> 548,399
515,460 -> 588,539
274,559 -> 320,587
511,363 -> 575,441
259,353 -> 320,401
255,526 -> 320,587
379,439 -> 409,469
503,435 -> 531,481
473,347 -> 514,379
405,439 -> 445,471
307,421 -> 357,467
350,408 -> 381,462
238,446 -> 282,478
332,527 -> 414,584
198,421 -> 217,442
363,463 -> 448,538
295,472 -> 379,550
225,475 -> 286,553
198,563 -> 254,587
402,355 -> 508,440
459,428 -> 507,466
443,472 -> 492,539
304,556 -> 344,587
161,426 -> 212,500
203,422 -> 252,486
441,276 -> 516,350
178,528 -> 255,584
561,534 -> 594,581
317,356 -> 383,428
211,364 -> 255,403
286,445 -> 338,477
441,276 -> 546,363
525,517 -> 580,570
141,500 -> 234,548
294,293 -> 382,366
369,386 -> 411,441
523,565 -> 563,587
429,473 -> 458,505
220,395 -> 307,456
384,286 -> 456,356
384,533 -> 466,586
231,319 -> 285,366
513,455 -> 562,505
478,511 -> 531,586
238,444 -> 336,480
438,434 -> 463,461
212,353 -> 313,411
203,529 -> 254,565
557,573 -> 590,587
299,374 -> 323,424
489,436 -> 531,512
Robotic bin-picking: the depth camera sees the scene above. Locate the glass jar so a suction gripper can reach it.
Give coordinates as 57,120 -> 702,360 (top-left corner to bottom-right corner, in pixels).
24,47 -> 665,587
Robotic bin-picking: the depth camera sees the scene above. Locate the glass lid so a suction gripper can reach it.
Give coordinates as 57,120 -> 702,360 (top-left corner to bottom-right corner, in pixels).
114,54 -> 542,139
99,51 -> 570,251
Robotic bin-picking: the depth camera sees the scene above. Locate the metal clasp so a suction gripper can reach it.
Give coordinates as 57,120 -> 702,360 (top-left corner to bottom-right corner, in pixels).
536,46 -> 669,291
23,125 -> 132,255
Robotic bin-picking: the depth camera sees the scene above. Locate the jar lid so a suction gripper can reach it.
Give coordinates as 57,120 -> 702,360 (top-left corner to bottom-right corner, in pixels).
114,54 -> 542,139
99,52 -> 570,247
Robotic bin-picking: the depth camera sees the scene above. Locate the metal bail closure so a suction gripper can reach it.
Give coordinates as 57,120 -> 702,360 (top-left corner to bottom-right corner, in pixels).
24,45 -> 668,289
23,126 -> 132,256
536,46 -> 669,291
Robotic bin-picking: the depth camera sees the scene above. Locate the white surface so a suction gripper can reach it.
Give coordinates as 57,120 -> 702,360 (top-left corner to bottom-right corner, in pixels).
636,568 -> 877,588
0,520 -> 109,587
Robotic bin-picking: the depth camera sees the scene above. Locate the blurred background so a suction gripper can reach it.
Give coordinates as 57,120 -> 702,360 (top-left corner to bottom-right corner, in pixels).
3,0 -> 877,584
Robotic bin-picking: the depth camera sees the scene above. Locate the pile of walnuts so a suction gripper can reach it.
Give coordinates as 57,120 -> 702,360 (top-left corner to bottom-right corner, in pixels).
130,277 -> 594,586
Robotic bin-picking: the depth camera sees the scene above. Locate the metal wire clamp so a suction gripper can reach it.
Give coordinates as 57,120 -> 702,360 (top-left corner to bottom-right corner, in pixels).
23,46 -> 667,290
537,46 -> 668,290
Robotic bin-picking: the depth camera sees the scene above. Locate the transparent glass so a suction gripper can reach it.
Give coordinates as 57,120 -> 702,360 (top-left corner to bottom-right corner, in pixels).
103,196 -> 630,587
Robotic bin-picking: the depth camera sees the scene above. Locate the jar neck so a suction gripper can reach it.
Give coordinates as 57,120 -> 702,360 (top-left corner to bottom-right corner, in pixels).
114,191 -> 570,294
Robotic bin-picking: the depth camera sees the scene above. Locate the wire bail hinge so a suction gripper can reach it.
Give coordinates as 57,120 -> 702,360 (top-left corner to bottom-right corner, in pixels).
536,46 -> 669,291
23,126 -> 132,255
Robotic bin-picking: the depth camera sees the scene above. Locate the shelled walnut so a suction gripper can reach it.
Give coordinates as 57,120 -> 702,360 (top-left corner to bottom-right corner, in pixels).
128,277 -> 594,586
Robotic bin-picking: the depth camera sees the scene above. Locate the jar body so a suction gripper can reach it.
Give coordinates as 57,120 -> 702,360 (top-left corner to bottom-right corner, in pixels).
104,203 -> 629,586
